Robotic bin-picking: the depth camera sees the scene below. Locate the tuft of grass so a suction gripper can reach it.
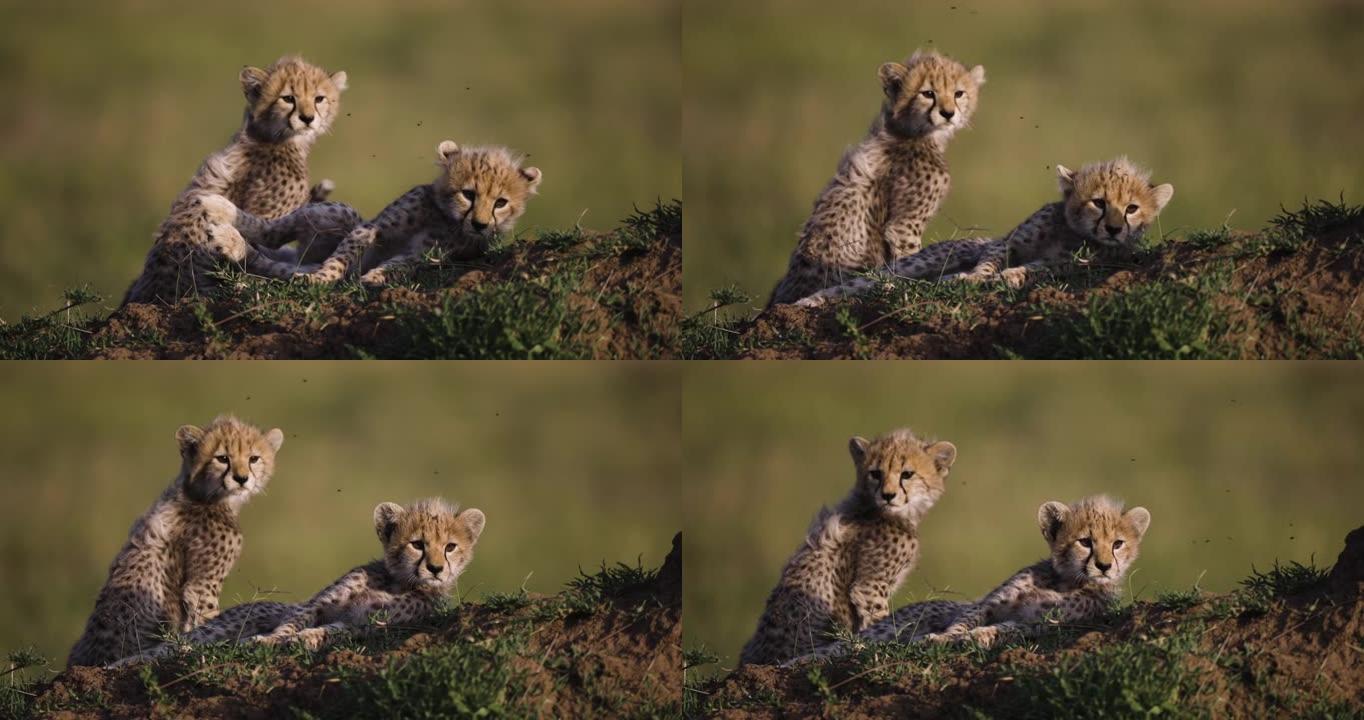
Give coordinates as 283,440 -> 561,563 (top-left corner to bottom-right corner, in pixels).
0,287 -> 102,359
1153,588 -> 1203,612
1268,196 -> 1364,246
1240,559 -> 1330,600
547,560 -> 660,620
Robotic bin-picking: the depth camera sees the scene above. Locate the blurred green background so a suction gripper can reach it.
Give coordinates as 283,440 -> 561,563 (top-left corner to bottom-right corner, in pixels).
0,362 -> 680,667
683,362 -> 1364,668
0,0 -> 680,317
682,0 -> 1364,311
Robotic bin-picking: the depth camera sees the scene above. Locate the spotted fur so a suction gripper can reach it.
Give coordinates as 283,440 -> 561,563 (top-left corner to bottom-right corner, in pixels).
795,157 -> 1174,306
767,50 -> 985,306
122,56 -> 348,305
796,495 -> 1151,663
108,498 -> 485,667
67,416 -> 284,667
739,428 -> 957,665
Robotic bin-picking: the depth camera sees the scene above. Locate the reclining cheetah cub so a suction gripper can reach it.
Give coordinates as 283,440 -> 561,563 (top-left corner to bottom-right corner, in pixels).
122,55 -> 353,305
67,415 -> 284,666
795,157 -> 1174,307
238,141 -> 542,286
767,50 -> 985,306
739,428 -> 957,665
794,494 -> 1150,663
109,498 -> 485,667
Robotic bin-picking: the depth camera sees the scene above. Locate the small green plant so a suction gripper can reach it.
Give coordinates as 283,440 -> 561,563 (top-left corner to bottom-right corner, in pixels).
1240,559 -> 1329,600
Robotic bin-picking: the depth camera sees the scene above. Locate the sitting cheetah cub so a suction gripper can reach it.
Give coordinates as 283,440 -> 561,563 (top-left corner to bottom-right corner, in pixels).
122,55 -> 353,305
739,428 -> 957,665
767,50 -> 985,307
795,157 -> 1174,306
67,415 -> 284,667
109,498 -> 484,667
795,495 -> 1150,663
239,141 -> 542,286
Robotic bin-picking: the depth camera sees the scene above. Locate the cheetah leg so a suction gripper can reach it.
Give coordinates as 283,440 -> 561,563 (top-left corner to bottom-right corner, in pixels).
309,179 -> 336,203
793,275 -> 882,308
358,232 -> 437,287
882,216 -> 926,260
303,225 -> 379,284
944,243 -> 1010,283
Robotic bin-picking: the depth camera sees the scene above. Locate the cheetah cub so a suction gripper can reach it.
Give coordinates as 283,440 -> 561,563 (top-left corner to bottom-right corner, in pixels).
122,55 -> 354,305
109,498 -> 485,667
767,50 -> 985,307
796,495 -> 1150,663
739,428 -> 957,665
67,415 -> 284,667
795,157 -> 1174,306
240,141 -> 542,286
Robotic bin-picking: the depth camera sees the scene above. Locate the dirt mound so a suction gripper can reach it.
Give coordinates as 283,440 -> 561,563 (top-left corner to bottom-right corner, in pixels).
687,527 -> 1364,719
686,199 -> 1364,359
19,535 -> 681,719
1,202 -> 680,359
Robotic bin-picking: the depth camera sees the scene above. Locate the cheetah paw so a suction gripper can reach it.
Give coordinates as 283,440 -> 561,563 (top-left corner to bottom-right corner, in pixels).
359,269 -> 389,287
199,194 -> 239,225
999,267 -> 1029,289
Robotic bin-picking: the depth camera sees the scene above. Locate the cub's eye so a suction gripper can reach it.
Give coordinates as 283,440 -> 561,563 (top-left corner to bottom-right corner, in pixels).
867,469 -> 883,481
460,189 -> 476,202
214,455 -> 230,464
314,96 -> 325,103
281,95 -> 296,104
445,543 -> 457,553
920,90 -> 935,99
494,198 -> 508,209
1113,539 -> 1125,549
954,90 -> 964,98
899,470 -> 913,480
1091,199 -> 1106,210
410,540 -> 425,551
249,455 -> 260,464
1125,204 -> 1139,215
1078,538 -> 1093,549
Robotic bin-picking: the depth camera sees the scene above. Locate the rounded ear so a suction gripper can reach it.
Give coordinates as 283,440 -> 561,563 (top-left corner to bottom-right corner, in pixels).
436,140 -> 460,164
1056,165 -> 1076,195
848,436 -> 870,465
176,425 -> 205,457
329,70 -> 348,92
240,66 -> 268,101
520,166 -> 542,191
1037,501 -> 1069,543
264,428 -> 284,452
461,508 -> 487,543
373,502 -> 405,543
1150,184 -> 1174,212
969,64 -> 986,85
878,62 -> 908,97
926,441 -> 957,474
1125,506 -> 1152,539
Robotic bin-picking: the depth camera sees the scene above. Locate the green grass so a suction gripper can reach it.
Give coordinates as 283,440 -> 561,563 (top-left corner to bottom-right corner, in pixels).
0,0 -> 680,318
682,0 -> 1364,313
1240,559 -> 1331,600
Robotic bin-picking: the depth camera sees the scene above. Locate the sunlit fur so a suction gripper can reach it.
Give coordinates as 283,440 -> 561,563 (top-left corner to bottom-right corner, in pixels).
848,428 -> 957,524
433,141 -> 542,240
375,498 -> 486,593
240,55 -> 348,145
1040,494 -> 1151,590
879,49 -> 986,142
178,414 -> 285,512
1058,157 -> 1175,249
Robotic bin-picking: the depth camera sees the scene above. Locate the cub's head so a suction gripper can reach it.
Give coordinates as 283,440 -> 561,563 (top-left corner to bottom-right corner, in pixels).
433,141 -> 542,242
240,55 -> 348,144
176,415 -> 284,510
879,50 -> 985,141
1038,495 -> 1150,590
374,498 -> 486,593
849,428 -> 956,522
1057,157 -> 1174,249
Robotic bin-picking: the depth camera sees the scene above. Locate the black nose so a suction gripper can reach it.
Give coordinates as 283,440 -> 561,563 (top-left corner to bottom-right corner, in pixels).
1105,225 -> 1122,236
471,220 -> 489,231
427,563 -> 443,576
1095,560 -> 1112,573
299,114 -> 314,125
233,475 -> 249,486
939,109 -> 955,120
881,492 -> 897,503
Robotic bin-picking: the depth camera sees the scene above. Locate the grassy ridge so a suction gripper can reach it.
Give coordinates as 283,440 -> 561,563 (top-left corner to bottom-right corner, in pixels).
682,362 -> 1364,667
0,0 -> 680,317
682,0 -> 1364,312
